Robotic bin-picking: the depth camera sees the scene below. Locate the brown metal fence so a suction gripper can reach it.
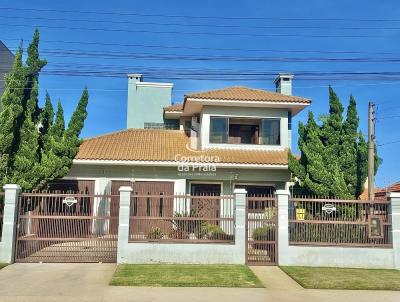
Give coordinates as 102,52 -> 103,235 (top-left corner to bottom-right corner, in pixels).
246,195 -> 278,265
289,197 -> 392,248
15,192 -> 119,263
0,192 -> 4,242
129,194 -> 235,243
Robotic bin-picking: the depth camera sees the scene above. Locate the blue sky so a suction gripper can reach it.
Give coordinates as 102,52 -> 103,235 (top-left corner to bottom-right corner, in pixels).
0,0 -> 399,187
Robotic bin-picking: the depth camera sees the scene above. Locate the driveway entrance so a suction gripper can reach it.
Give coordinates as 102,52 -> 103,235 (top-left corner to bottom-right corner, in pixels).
15,192 -> 119,263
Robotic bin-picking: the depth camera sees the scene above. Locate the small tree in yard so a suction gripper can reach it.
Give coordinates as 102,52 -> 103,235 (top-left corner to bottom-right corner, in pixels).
289,86 -> 380,199
0,29 -> 89,190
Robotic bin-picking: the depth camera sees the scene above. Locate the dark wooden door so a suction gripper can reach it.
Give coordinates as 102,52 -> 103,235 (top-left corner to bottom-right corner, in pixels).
131,181 -> 174,236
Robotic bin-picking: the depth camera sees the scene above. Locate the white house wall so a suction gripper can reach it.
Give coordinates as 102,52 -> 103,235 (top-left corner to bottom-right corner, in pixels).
200,106 -> 290,150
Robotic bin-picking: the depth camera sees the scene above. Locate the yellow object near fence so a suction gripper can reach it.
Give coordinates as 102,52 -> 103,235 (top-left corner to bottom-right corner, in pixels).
296,208 -> 305,220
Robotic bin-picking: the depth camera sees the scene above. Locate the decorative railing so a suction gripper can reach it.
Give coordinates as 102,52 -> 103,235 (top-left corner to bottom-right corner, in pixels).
128,194 -> 235,243
289,197 -> 392,248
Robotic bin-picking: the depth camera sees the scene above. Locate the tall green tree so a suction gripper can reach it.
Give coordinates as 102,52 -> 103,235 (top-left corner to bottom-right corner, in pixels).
0,29 -> 89,190
289,87 -> 380,198
0,46 -> 26,184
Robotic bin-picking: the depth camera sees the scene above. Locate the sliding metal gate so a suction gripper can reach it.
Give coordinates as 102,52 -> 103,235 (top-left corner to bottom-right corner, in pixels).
246,195 -> 278,265
15,192 -> 119,263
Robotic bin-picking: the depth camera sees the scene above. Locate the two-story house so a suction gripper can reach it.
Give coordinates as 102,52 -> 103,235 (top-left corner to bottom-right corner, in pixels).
64,73 -> 310,199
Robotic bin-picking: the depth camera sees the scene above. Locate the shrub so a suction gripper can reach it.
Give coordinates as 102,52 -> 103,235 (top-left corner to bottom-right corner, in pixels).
172,210 -> 205,238
146,227 -> 164,240
264,207 -> 277,220
201,223 -> 234,241
252,225 -> 275,249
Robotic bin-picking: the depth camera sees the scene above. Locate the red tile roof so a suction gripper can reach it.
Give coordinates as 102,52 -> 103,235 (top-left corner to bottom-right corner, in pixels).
164,103 -> 183,112
185,86 -> 310,104
76,129 -> 288,166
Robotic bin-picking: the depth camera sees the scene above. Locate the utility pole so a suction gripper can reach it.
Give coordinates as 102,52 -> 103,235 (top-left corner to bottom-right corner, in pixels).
368,101 -> 375,201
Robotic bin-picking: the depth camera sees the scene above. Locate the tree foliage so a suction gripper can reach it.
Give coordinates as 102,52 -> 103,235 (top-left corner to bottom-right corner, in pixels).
0,29 -> 89,190
289,86 -> 380,199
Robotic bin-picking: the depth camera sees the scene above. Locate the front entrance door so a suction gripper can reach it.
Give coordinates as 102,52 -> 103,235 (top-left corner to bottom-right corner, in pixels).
190,183 -> 221,221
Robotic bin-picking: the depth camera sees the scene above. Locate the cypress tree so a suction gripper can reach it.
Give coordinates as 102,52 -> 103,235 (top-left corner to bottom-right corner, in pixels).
10,30 -> 46,190
289,87 -> 380,199
0,47 -> 26,186
64,88 -> 89,159
340,95 -> 359,196
0,29 -> 89,190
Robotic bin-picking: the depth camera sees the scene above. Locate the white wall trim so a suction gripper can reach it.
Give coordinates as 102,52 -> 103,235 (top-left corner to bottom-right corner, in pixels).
233,182 -> 276,188
73,159 -> 288,170
136,82 -> 174,88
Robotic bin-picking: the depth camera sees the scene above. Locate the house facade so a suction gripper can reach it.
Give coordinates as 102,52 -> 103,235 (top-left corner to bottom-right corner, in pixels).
64,73 -> 311,198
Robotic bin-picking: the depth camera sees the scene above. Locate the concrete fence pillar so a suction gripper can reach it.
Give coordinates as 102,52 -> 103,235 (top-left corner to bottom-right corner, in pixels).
388,192 -> 400,269
117,186 -> 133,264
276,189 -> 290,266
233,188 -> 247,264
0,184 -> 21,263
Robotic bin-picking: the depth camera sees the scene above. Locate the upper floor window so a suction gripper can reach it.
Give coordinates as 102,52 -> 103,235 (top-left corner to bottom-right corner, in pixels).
260,119 -> 280,145
210,117 -> 228,143
209,116 -> 280,145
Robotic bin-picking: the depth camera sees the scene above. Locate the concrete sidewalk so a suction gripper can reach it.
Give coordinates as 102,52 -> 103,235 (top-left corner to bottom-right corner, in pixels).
0,263 -> 399,302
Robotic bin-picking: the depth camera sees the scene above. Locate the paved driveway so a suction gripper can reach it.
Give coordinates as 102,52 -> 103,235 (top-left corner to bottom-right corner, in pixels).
0,264 -> 399,302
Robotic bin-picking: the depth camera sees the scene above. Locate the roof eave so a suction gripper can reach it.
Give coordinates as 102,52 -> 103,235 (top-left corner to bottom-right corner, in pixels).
73,159 -> 288,169
183,97 -> 310,116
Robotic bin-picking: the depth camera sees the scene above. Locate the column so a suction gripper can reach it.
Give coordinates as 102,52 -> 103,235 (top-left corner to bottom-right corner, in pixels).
276,189 -> 291,266
0,184 -> 21,263
117,186 -> 133,264
234,188 -> 247,264
388,192 -> 400,269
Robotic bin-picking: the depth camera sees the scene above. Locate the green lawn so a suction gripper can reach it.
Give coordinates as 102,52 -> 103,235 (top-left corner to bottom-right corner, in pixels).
110,264 -> 264,287
0,264 -> 7,270
281,266 -> 400,290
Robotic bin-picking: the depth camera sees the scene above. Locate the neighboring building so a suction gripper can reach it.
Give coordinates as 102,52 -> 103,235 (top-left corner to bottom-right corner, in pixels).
0,41 -> 15,110
65,73 -> 311,197
375,182 -> 400,200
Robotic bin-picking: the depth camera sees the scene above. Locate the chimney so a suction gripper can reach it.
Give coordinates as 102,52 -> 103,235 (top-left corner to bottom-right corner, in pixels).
126,74 -> 173,129
274,73 -> 294,95
128,73 -> 143,83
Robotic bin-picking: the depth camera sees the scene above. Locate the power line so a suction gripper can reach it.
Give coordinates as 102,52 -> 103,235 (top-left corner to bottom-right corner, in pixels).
376,115 -> 400,119
378,139 -> 400,146
0,22 -> 393,39
2,6 -> 400,23
2,38 -> 394,56
3,47 -> 400,63
3,14 -> 400,31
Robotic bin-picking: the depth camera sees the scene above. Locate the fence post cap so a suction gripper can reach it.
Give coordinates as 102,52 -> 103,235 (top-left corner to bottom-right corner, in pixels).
3,184 -> 21,190
276,189 -> 291,196
119,186 -> 133,192
233,188 -> 247,194
388,192 -> 400,199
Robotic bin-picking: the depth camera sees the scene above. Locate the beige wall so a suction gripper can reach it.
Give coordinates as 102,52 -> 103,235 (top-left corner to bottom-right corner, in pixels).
67,163 -> 290,194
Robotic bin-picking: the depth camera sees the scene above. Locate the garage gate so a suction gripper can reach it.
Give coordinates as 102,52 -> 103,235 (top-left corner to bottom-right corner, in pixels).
14,180 -> 121,263
14,180 -> 175,263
